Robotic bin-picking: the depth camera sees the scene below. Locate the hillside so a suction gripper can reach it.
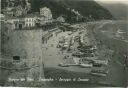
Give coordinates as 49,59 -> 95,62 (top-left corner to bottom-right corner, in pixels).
1,0 -> 114,22
97,2 -> 128,20
30,0 -> 113,21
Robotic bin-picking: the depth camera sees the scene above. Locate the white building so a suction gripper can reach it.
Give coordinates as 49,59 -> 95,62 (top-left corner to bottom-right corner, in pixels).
40,7 -> 53,24
40,7 -> 52,19
5,14 -> 36,29
0,14 -> 5,18
5,17 -> 20,29
24,15 -> 36,27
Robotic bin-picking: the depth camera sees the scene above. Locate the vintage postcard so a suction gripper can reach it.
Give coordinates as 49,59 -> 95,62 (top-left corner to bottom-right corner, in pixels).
0,0 -> 128,87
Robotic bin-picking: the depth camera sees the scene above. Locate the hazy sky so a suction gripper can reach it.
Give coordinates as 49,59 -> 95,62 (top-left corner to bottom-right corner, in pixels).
94,0 -> 128,5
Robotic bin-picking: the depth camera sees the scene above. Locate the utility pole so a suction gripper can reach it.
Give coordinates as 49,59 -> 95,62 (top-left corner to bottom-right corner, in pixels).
67,36 -> 72,51
124,54 -> 128,67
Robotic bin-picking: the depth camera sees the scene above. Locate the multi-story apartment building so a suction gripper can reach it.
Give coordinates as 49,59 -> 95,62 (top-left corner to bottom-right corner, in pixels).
40,7 -> 53,25
24,15 -> 36,27
4,14 -> 36,29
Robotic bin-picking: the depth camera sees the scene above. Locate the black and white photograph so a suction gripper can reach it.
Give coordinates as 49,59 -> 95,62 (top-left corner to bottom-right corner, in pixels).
0,0 -> 128,87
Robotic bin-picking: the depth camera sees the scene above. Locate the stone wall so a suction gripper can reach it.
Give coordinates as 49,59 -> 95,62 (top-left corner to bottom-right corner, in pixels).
1,26 -> 44,79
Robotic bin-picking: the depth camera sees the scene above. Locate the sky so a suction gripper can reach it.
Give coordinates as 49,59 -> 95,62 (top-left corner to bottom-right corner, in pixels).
94,0 -> 128,5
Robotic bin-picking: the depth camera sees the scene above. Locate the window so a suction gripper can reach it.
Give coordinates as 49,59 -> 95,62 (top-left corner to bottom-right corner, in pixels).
13,56 -> 20,63
26,19 -> 28,22
19,24 -> 22,29
15,24 -> 17,28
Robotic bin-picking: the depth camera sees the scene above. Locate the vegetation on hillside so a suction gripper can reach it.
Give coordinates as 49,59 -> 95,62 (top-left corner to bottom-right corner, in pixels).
30,0 -> 113,21
1,0 -> 114,22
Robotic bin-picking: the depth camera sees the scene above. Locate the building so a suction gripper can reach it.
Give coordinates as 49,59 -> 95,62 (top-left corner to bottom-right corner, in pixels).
40,7 -> 52,19
0,14 -> 5,18
6,17 -> 20,29
5,17 -> 25,29
40,7 -> 53,24
24,15 -> 36,27
1,25 -> 44,80
3,7 -> 53,29
4,14 -> 37,29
